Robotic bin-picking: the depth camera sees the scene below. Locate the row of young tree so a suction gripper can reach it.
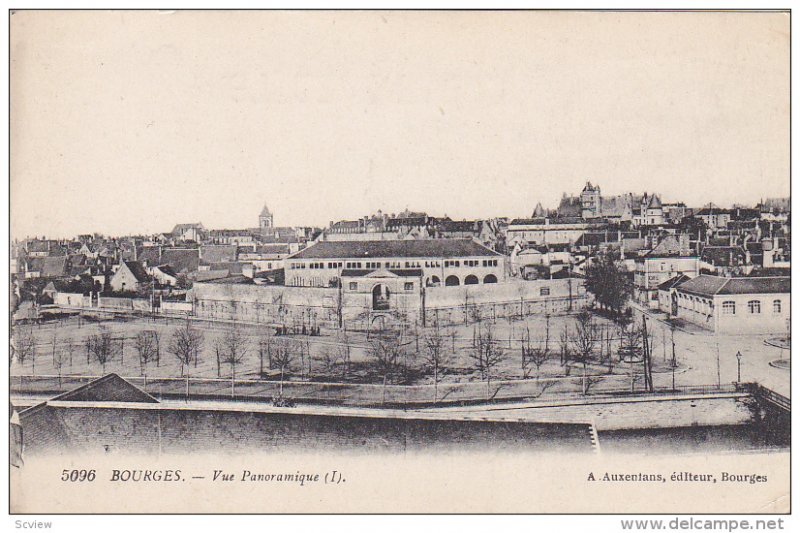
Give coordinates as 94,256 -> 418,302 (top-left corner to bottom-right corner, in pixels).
11,306 -> 662,402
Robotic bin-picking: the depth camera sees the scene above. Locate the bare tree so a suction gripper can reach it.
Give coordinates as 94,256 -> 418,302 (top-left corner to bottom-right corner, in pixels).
134,330 -> 158,389
368,329 -> 405,404
271,337 -> 295,398
558,323 -> 571,369
617,321 -> 642,393
12,325 -> 36,372
336,328 -> 352,380
88,326 -> 115,375
213,336 -> 224,378
222,326 -> 250,397
54,345 -> 67,390
423,325 -> 451,404
50,329 -> 59,365
316,344 -> 340,376
470,323 -> 507,400
257,334 -> 273,377
168,320 -> 205,400
63,337 -> 75,369
152,329 -> 161,367
522,316 -> 552,381
570,311 -> 597,395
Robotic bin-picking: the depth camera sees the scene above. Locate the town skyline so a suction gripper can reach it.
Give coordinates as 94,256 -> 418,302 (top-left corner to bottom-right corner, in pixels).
10,11 -> 789,239
10,186 -> 790,241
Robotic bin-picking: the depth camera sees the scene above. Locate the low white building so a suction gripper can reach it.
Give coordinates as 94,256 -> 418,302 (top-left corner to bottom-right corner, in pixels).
670,275 -> 790,335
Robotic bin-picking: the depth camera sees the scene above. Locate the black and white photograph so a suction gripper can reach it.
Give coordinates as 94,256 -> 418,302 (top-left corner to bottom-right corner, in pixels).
5,6 -> 792,520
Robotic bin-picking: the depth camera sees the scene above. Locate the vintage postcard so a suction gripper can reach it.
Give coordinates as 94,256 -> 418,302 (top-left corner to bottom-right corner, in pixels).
7,9 -> 791,516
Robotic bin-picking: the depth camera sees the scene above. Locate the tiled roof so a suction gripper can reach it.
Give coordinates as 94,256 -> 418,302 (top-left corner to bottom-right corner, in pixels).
28,256 -> 68,277
289,239 -> 501,260
160,248 -> 201,273
439,220 -> 479,233
716,277 -> 790,295
675,275 -> 730,296
255,244 -> 290,255
136,246 -> 161,265
557,196 -> 582,218
676,274 -> 789,296
200,244 -> 238,263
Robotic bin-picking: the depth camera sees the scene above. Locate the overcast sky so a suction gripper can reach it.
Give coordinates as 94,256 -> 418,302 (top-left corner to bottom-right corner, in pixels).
10,10 -> 789,239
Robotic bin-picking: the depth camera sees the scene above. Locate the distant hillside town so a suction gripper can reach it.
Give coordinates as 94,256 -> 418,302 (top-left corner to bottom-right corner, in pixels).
11,182 -> 790,334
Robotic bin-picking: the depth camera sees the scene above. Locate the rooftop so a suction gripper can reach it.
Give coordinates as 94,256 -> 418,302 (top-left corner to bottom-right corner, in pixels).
289,239 -> 501,260
676,274 -> 789,297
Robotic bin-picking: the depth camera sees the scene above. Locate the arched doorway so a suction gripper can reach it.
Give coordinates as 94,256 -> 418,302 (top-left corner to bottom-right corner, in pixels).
445,275 -> 460,286
428,275 -> 441,287
372,284 -> 391,311
483,274 -> 498,284
464,274 -> 479,285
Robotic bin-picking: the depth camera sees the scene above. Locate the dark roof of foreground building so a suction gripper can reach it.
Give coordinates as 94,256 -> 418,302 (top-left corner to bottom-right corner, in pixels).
22,374 -> 158,412
676,274 -> 789,297
656,274 -> 692,291
289,239 -> 502,260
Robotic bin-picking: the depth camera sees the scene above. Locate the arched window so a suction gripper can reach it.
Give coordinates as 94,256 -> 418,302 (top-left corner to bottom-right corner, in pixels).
773,299 -> 782,314
748,300 -> 761,314
483,274 -> 498,284
722,301 -> 735,315
372,284 -> 390,311
428,275 -> 441,287
464,275 -> 479,285
445,275 -> 460,286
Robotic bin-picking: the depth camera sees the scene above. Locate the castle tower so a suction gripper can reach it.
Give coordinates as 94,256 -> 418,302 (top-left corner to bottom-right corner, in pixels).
580,181 -> 601,218
259,204 -> 273,230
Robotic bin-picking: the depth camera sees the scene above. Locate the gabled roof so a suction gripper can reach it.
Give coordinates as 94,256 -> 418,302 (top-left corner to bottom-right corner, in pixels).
656,274 -> 691,291
260,205 -> 272,217
24,374 -> 158,408
531,202 -> 546,218
288,239 -> 501,260
122,260 -> 151,283
645,235 -> 683,257
646,194 -> 662,209
154,264 -> 178,278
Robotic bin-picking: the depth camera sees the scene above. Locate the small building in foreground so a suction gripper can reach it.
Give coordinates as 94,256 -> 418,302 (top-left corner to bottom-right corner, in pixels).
670,275 -> 790,335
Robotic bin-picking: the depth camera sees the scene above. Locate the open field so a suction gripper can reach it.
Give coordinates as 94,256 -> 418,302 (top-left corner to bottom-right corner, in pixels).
10,306 -> 789,399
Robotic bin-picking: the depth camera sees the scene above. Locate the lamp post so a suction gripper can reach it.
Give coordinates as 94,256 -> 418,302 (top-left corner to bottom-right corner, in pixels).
735,351 -> 742,384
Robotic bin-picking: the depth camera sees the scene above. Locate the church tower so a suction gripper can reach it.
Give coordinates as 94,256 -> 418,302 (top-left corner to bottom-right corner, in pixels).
259,204 -> 273,230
